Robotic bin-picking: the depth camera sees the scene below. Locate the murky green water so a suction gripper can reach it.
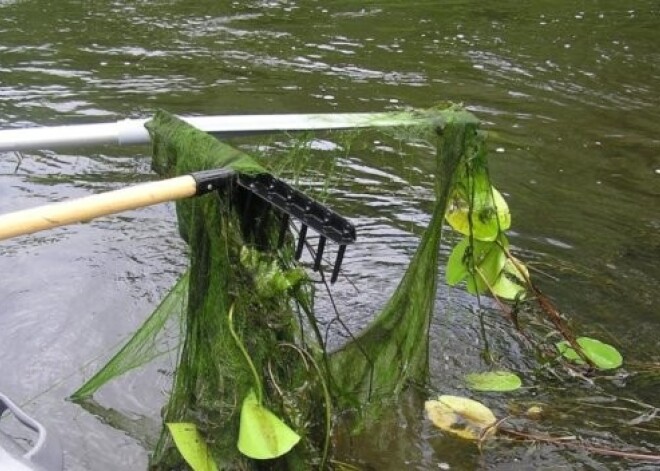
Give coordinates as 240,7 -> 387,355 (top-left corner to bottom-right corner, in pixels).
1,1 -> 658,469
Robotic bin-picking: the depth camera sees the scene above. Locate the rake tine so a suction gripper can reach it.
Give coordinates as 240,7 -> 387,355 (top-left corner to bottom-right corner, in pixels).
295,225 -> 308,260
230,172 -> 355,279
277,213 -> 290,248
242,189 -> 254,217
330,245 -> 347,283
313,236 -> 326,271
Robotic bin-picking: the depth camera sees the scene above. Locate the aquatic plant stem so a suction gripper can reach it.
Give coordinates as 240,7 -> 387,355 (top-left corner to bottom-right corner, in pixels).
280,343 -> 332,469
228,303 -> 263,403
499,427 -> 660,462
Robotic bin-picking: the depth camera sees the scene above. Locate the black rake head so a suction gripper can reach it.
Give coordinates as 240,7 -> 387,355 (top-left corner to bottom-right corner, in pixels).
193,168 -> 356,283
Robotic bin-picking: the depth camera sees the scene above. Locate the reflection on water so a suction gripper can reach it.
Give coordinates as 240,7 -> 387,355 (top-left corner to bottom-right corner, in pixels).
0,1 -> 658,469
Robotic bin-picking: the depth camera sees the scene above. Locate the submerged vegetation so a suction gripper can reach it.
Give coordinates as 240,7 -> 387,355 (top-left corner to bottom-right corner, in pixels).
70,105 -> 657,469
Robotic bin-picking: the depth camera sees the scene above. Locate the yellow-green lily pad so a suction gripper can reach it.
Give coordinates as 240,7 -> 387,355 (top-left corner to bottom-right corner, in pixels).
446,186 -> 510,241
447,235 -> 528,300
486,257 -> 527,300
166,423 -> 218,471
465,371 -> 522,392
238,390 -> 301,460
447,237 -> 506,288
556,337 -> 623,370
425,395 -> 497,440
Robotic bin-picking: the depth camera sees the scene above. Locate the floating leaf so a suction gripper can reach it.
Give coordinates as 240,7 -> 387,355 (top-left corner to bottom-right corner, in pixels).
556,337 -> 623,370
446,237 -> 471,285
468,239 -> 507,293
425,395 -> 497,440
490,274 -> 525,300
465,371 -> 522,392
447,236 -> 528,300
446,186 -> 510,241
166,423 -> 218,471
238,390 -> 301,460
486,256 -> 529,300
447,237 -> 506,288
504,257 -> 528,283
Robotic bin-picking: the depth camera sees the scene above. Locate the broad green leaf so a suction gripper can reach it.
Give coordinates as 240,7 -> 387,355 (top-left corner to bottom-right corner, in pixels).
556,337 -> 623,370
489,272 -> 526,300
473,239 -> 507,291
425,395 -> 497,440
465,371 -> 522,392
446,238 -> 470,285
488,257 -> 528,300
166,423 -> 218,471
238,390 -> 301,460
445,186 -> 511,241
447,234 -> 528,300
503,257 -> 528,283
448,237 -> 505,289
465,236 -> 508,295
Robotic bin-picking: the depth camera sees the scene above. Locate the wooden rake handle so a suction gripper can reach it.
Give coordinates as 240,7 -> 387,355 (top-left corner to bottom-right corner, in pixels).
0,175 -> 202,241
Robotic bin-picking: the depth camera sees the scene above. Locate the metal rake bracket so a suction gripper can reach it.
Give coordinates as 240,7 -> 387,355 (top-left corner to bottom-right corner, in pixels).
193,169 -> 356,283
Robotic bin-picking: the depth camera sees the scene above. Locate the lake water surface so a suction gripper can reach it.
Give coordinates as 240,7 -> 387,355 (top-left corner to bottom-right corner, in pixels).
1,1 -> 658,469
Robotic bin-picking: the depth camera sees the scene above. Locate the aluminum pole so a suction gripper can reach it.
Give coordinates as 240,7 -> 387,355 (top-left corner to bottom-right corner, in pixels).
0,112 -> 416,152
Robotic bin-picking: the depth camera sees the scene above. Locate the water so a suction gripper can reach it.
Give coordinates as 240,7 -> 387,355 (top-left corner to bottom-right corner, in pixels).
1,1 -> 658,469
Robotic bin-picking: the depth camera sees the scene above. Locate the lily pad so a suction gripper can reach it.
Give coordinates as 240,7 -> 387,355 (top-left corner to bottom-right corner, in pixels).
167,423 -> 218,471
447,235 -> 527,300
556,337 -> 623,370
484,256 -> 529,300
503,257 -> 528,283
447,237 -> 506,288
466,240 -> 507,294
446,186 -> 510,241
425,395 -> 497,440
465,371 -> 522,392
446,237 -> 471,285
238,390 -> 301,460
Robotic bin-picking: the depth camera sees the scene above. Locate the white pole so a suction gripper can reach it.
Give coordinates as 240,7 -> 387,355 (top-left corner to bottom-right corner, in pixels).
0,112 -> 416,152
